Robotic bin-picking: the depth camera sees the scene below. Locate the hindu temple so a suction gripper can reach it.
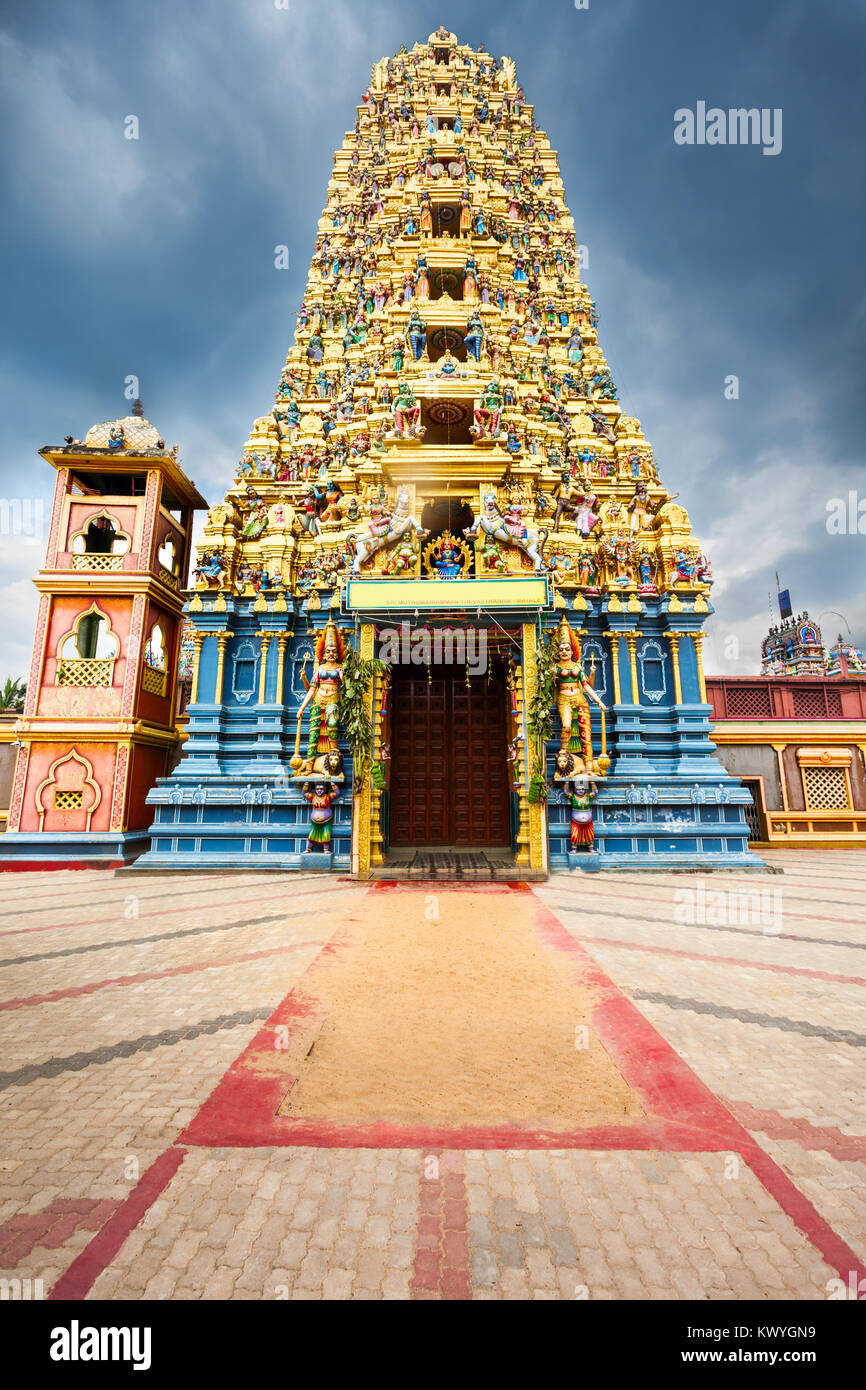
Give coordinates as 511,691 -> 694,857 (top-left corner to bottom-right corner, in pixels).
4,28 -> 760,876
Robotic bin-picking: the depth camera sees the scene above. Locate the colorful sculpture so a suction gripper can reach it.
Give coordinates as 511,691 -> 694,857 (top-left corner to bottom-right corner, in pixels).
553,617 -> 607,777
471,380 -> 504,439
465,492 -> 548,573
562,775 -> 597,850
349,486 -> 429,574
389,380 -> 425,439
303,781 -> 341,852
464,309 -> 486,361
405,307 -> 427,360
292,621 -> 346,777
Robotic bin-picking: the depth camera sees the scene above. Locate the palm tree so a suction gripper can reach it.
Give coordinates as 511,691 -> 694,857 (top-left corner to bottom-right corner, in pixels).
0,678 -> 26,713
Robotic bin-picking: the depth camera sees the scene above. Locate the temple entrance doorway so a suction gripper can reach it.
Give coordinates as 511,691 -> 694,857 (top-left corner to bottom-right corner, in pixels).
388,659 -> 512,849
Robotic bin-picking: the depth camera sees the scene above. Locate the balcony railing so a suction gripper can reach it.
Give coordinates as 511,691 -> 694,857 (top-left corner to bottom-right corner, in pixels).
706,677 -> 866,720
71,553 -> 124,572
56,659 -> 114,688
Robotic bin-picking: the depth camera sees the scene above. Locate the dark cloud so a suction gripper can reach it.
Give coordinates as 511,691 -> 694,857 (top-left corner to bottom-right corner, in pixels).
1,0 -> 864,674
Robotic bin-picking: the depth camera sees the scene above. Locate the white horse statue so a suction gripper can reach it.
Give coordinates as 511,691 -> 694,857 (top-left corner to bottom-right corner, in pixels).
349,487 -> 429,575
464,492 -> 549,573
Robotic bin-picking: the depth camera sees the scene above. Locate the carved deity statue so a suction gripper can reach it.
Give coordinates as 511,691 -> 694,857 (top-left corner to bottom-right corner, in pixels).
553,617 -> 607,777
292,621 -> 346,778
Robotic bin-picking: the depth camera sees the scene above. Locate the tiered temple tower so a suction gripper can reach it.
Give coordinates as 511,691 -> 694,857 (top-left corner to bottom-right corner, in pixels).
0,408 -> 206,868
140,27 -> 758,875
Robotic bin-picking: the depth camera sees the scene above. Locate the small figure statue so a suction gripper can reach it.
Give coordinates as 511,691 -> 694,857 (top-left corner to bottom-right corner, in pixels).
637,550 -> 658,593
463,309 -> 486,362
195,549 -> 228,588
471,379 -> 504,439
303,780 -> 341,852
241,499 -> 269,541
670,546 -> 705,586
465,492 -> 548,573
349,485 -> 428,574
415,255 -> 430,301
577,549 -> 600,592
391,379 -> 425,438
566,328 -> 584,366
601,530 -> 637,587
589,410 -> 616,444
563,775 -> 597,851
628,481 -> 678,535
405,307 -> 428,361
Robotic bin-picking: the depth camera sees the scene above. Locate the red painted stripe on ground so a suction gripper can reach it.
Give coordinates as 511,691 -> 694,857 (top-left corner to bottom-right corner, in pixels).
0,939 -> 323,1011
173,882 -> 866,1286
740,1139 -> 866,1288
727,1100 -> 866,1161
0,881 -> 358,938
48,1147 -> 186,1301
545,882 -> 866,931
0,871 -> 253,909
180,894 -> 727,1152
532,896 -> 866,1287
567,931 -> 866,987
531,903 -> 734,1129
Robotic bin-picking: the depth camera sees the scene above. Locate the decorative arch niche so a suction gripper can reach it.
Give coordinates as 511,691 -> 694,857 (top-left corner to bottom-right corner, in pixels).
70,512 -> 130,570
231,640 -> 259,704
35,749 -> 101,831
638,639 -> 667,704
142,621 -> 168,696
56,605 -> 119,687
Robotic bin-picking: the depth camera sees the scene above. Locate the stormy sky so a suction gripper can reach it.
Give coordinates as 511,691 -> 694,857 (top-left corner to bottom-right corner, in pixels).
1,0 -> 864,677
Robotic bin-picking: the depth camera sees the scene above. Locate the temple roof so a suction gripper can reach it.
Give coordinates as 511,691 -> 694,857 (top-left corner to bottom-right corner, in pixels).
84,414 -> 165,449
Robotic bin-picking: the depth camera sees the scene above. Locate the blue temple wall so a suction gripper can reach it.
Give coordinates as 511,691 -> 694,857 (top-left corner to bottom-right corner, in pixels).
139,596 -> 354,870
140,588 -> 762,873
543,595 -> 762,871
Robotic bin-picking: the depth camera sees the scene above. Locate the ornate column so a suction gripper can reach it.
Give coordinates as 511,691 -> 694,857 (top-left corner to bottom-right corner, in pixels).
353,624 -> 376,878
369,667 -> 389,868
189,632 -> 206,705
213,632 -> 229,704
521,622 -> 547,875
274,633 -> 290,705
624,631 -> 641,704
667,632 -> 684,706
258,635 -> 271,705
608,633 -> 622,705
514,653 -> 531,868
692,631 -> 708,704
773,743 -> 790,811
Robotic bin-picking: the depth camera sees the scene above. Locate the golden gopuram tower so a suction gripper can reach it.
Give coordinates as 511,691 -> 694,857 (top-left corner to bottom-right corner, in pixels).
139,26 -> 760,877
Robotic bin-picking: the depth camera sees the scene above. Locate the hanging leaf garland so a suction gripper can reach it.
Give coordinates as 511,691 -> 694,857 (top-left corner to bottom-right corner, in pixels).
340,645 -> 388,777
526,629 -> 558,803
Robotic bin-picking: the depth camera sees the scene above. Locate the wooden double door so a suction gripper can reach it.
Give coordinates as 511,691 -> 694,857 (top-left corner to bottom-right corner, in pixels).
389,663 -> 512,848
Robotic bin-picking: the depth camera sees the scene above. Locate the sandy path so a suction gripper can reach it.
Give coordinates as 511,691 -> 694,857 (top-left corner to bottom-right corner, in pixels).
275,888 -> 643,1129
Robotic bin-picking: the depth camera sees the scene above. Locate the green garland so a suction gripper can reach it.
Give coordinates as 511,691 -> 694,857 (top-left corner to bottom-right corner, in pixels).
340,645 -> 387,778
526,629 -> 558,803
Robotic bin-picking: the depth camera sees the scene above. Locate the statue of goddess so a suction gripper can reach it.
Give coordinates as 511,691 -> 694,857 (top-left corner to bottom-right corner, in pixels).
554,617 -> 607,775
293,621 -> 346,774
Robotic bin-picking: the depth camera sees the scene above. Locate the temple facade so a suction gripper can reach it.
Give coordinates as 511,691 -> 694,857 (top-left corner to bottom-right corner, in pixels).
136,28 -> 758,877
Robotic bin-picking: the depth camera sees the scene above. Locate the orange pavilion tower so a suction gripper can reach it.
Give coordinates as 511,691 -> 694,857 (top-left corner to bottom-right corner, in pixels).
0,405 -> 207,868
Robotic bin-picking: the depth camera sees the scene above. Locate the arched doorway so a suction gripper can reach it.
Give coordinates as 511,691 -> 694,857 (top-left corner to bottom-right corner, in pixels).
420,496 -> 474,542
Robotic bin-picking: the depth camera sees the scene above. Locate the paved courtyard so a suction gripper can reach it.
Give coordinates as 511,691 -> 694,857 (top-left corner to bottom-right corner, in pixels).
0,852 -> 863,1301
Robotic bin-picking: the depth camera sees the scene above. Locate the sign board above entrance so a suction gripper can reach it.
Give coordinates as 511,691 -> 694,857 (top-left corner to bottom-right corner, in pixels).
344,576 -> 551,612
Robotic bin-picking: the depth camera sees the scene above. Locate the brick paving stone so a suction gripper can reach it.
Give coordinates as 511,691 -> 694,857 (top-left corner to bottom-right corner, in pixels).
0,861 -> 862,1299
